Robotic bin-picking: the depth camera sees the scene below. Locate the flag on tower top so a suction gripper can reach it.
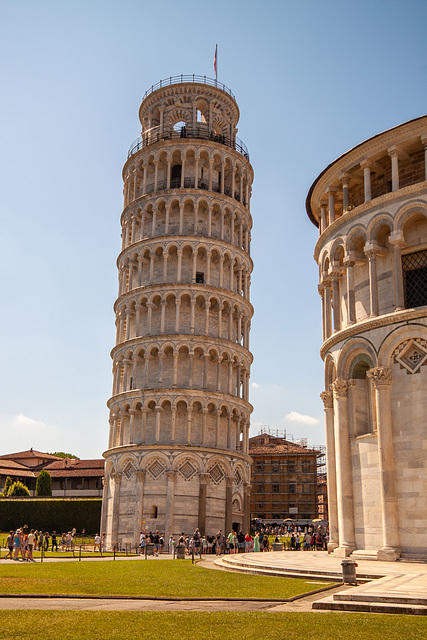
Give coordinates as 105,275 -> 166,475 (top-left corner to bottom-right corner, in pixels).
214,44 -> 218,80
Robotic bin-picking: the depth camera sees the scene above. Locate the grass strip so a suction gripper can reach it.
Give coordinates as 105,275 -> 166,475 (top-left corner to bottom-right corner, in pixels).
0,611 -> 424,640
0,559 -> 331,599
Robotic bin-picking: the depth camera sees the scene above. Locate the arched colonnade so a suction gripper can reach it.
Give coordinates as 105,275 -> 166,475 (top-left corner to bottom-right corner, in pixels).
121,196 -> 251,254
123,145 -> 251,211
118,240 -> 251,300
115,290 -> 251,349
111,340 -> 251,401
318,205 -> 427,339
108,395 -> 251,454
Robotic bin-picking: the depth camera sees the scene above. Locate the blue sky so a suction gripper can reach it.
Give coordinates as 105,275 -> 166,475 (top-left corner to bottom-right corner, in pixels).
0,0 -> 426,457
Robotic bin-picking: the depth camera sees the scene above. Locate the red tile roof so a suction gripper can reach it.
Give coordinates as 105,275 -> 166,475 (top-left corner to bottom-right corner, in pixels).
44,459 -> 104,470
0,450 -> 105,480
0,459 -> 36,478
249,435 -> 320,455
0,449 -> 62,461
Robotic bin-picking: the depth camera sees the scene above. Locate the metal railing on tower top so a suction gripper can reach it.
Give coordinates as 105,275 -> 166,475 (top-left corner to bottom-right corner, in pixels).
142,75 -> 235,100
127,125 -> 250,161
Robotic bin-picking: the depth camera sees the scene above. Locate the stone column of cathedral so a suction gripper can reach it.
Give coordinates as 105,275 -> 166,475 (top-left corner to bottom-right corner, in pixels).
102,76 -> 254,549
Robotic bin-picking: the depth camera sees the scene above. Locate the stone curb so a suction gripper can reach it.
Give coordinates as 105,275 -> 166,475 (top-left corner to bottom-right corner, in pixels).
0,582 -> 340,603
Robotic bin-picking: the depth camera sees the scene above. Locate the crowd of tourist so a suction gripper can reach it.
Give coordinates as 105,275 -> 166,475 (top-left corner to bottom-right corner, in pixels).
138,525 -> 328,556
3,522 -> 328,560
2,526 -> 88,561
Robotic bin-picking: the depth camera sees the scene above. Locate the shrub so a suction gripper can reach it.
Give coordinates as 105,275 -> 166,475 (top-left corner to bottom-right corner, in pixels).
36,469 -> 52,496
8,481 -> 30,497
3,476 -> 13,496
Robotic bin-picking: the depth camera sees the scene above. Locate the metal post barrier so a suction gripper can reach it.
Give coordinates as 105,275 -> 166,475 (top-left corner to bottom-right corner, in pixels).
145,544 -> 147,560
41,546 -> 44,563
79,545 -> 82,561
113,546 -> 116,560
191,547 -> 195,564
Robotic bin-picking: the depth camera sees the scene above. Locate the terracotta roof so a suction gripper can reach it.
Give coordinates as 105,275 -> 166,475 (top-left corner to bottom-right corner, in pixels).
44,459 -> 104,471
44,468 -> 104,478
0,460 -> 36,478
249,434 -> 320,455
0,449 -> 62,461
249,443 -> 320,455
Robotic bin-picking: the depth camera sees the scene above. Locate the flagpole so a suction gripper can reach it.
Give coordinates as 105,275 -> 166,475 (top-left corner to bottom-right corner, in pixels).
214,44 -> 218,84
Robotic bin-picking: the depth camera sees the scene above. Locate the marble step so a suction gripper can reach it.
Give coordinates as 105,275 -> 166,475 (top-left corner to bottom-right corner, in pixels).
313,594 -> 427,615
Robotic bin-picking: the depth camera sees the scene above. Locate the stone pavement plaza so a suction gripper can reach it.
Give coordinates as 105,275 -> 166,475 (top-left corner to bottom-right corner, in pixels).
0,551 -> 426,614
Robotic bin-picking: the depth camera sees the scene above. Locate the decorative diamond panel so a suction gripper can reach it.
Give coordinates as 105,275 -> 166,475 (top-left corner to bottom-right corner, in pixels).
208,463 -> 224,485
394,339 -> 427,374
178,460 -> 197,481
147,459 -> 166,479
234,469 -> 242,487
123,462 -> 136,480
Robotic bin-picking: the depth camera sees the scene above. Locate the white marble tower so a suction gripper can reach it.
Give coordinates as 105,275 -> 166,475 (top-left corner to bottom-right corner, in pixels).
100,76 -> 254,549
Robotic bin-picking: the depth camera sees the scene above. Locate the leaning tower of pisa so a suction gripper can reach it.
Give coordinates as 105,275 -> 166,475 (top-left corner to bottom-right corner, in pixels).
100,76 -> 254,549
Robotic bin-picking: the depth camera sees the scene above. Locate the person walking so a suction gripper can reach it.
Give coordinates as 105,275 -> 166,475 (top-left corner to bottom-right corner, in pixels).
4,531 -> 14,559
153,531 -> 161,556
51,531 -> 58,552
38,531 -> 44,552
94,534 -> 101,552
253,532 -> 260,552
215,530 -> 223,555
13,529 -> 22,561
193,528 -> 201,556
27,529 -> 36,562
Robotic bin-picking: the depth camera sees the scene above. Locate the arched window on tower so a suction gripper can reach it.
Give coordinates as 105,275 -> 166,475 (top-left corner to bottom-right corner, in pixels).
173,120 -> 187,137
348,357 -> 375,437
171,164 -> 182,188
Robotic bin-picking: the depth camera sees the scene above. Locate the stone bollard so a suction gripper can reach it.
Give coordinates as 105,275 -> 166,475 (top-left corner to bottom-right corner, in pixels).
341,559 -> 358,585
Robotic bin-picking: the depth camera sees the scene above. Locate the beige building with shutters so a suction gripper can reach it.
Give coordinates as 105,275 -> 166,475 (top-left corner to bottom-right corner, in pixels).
100,76 -> 254,549
307,115 -> 427,561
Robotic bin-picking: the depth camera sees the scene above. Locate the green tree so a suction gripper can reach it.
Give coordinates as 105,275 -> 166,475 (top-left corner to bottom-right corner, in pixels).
48,452 -> 79,459
3,476 -> 13,496
8,481 -> 30,497
36,469 -> 52,496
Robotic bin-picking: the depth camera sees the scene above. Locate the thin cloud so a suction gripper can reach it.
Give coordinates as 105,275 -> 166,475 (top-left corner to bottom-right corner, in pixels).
251,382 -> 260,389
14,414 -> 46,427
285,411 -> 319,426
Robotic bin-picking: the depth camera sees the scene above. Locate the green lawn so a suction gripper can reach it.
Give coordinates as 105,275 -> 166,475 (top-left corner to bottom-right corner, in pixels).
0,611 -> 424,640
0,558 -> 329,599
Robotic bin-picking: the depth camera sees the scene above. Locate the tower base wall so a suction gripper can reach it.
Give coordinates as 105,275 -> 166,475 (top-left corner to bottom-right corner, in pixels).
102,445 -> 250,550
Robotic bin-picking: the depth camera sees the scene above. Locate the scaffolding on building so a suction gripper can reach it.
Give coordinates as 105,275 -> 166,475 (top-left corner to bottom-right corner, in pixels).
249,430 -> 327,523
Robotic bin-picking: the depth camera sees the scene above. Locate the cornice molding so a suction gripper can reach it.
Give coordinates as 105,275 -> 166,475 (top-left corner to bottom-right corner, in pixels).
103,443 -> 252,464
320,307 -> 427,359
107,387 -> 254,411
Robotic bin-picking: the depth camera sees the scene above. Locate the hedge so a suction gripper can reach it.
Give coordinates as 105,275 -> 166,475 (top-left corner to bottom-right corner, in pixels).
0,499 -> 102,534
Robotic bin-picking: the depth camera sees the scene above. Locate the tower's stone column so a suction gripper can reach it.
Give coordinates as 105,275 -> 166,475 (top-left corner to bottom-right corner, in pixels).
320,391 -> 339,552
367,367 -> 401,561
332,380 -> 356,556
